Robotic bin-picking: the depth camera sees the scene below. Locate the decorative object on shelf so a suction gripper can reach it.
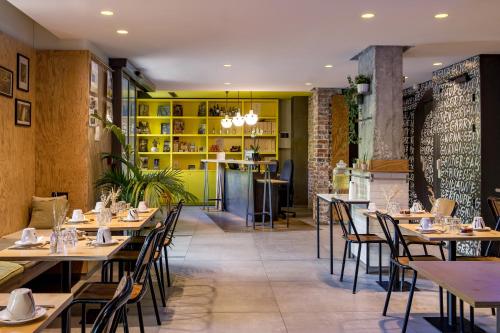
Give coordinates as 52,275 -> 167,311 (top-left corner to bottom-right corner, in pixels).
92,114 -> 196,207
90,60 -> 99,94
355,74 -> 371,94
163,140 -> 170,152
198,123 -> 206,134
249,127 -> 263,161
230,145 -> 241,152
137,121 -> 151,134
106,70 -> 113,99
153,159 -> 160,170
106,101 -> 113,122
173,119 -> 185,134
187,164 -> 196,170
151,139 -> 159,152
198,102 -> 206,116
161,123 -> 170,134
0,65 -> 13,98
157,104 -> 170,116
173,104 -> 183,116
88,95 -> 98,127
198,146 -> 204,152
211,127 -> 216,134
245,91 -> 259,125
140,157 -> 149,169
14,98 -> 31,127
189,143 -> 196,152
139,138 -> 148,152
16,53 -> 29,92
345,76 -> 360,144
138,104 -> 149,116
361,153 -> 368,171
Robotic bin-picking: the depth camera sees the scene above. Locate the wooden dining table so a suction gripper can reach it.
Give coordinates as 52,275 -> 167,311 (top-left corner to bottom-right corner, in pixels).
68,208 -> 159,232
400,223 -> 500,331
409,261 -> 500,333
0,293 -> 73,333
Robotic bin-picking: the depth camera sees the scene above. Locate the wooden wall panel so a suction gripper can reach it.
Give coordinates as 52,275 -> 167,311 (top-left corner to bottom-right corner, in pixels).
35,51 -> 91,211
0,32 -> 36,236
331,95 -> 349,167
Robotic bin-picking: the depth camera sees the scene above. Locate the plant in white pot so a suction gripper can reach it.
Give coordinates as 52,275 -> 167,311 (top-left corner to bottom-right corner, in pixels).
355,75 -> 371,95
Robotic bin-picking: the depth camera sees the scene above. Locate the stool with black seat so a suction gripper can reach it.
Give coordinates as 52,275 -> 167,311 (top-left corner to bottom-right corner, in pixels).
68,220 -> 171,333
333,199 -> 385,294
255,177 -> 289,228
376,212 -> 444,333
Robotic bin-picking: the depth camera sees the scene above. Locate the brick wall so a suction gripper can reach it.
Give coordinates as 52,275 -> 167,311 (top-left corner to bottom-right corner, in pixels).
307,88 -> 342,223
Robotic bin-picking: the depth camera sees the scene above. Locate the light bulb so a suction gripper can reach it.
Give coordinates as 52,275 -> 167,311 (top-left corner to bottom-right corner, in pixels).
221,115 -> 232,128
244,109 -> 259,126
232,112 -> 245,127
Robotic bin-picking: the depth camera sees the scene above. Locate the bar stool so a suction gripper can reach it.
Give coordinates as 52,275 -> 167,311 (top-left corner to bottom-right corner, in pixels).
255,178 -> 289,229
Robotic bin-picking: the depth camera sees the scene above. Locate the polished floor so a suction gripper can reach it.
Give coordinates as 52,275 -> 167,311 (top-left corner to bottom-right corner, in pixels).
49,206 -> 497,332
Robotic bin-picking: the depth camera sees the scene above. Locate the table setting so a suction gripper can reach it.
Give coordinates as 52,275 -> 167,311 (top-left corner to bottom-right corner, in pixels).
0,288 -> 47,325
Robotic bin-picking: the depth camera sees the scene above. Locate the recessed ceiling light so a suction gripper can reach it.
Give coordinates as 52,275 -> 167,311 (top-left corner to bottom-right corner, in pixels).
434,13 -> 449,19
361,13 -> 375,19
100,10 -> 114,16
433,62 -> 443,66
116,30 -> 128,35
223,64 -> 232,68
324,64 -> 333,68
305,82 -> 312,86
224,82 -> 232,85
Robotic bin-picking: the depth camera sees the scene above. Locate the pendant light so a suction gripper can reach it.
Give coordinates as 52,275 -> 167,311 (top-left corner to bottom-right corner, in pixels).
244,91 -> 259,126
232,91 -> 245,127
221,91 -> 233,128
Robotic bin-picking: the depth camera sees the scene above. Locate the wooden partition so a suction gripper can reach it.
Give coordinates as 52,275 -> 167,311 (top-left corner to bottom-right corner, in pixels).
331,95 -> 349,167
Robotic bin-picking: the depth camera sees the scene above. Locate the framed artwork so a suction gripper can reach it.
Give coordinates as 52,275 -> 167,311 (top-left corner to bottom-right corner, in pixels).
106,70 -> 113,99
17,53 -> 29,92
89,95 -> 98,127
15,99 -> 31,126
106,100 -> 113,122
90,60 -> 99,94
0,66 -> 13,98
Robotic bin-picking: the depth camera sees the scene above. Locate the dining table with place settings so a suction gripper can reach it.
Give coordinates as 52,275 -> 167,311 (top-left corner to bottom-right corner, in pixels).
0,293 -> 73,333
399,223 -> 500,331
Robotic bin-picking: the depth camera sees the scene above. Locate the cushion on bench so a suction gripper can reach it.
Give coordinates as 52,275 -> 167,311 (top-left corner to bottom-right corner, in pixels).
0,261 -> 24,287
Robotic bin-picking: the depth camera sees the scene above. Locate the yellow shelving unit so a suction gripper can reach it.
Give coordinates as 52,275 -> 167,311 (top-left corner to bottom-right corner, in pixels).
135,98 -> 279,204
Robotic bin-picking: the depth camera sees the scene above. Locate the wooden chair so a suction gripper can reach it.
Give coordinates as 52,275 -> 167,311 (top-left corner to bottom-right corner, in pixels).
68,221 -> 170,333
376,212 -> 443,333
404,198 -> 457,260
333,199 -> 385,294
90,275 -> 133,333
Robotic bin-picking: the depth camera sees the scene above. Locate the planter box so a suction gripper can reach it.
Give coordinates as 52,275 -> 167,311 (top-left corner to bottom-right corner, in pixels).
357,83 -> 370,94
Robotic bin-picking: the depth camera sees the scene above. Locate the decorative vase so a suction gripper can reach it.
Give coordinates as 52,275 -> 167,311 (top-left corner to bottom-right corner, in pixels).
251,153 -> 261,161
357,83 -> 369,94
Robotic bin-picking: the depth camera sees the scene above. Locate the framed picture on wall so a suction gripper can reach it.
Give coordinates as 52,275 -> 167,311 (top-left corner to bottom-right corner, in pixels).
15,99 -> 31,126
89,95 -> 98,127
17,53 -> 29,92
0,66 -> 13,98
90,60 -> 99,94
106,100 -> 113,122
106,70 -> 113,99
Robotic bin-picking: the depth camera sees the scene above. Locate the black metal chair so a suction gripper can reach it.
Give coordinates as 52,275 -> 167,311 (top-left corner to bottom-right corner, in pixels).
278,159 -> 295,219
90,275 -> 133,333
333,199 -> 385,294
376,212 -> 443,333
68,220 -> 170,333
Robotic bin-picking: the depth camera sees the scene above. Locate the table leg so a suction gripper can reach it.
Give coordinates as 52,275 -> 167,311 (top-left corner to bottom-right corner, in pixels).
61,261 -> 71,333
365,204 -> 370,274
316,196 -> 320,258
330,202 -> 334,275
496,307 -> 499,333
245,166 -> 252,227
447,241 -> 457,328
203,162 -> 208,211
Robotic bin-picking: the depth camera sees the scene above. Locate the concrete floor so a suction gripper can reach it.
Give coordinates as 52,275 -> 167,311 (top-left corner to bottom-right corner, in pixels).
48,206 -> 497,332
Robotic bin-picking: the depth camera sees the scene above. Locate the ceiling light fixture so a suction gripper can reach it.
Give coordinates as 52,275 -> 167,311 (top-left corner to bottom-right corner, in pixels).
305,82 -> 312,86
223,64 -> 232,68
221,91 -> 233,128
245,91 -> 259,126
116,30 -> 128,35
433,62 -> 443,66
224,82 -> 231,85
434,13 -> 449,19
232,91 -> 245,127
100,10 -> 114,16
361,13 -> 375,19
324,64 -> 333,68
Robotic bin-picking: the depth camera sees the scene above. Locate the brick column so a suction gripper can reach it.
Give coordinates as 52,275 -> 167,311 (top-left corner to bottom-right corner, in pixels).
307,88 -> 342,223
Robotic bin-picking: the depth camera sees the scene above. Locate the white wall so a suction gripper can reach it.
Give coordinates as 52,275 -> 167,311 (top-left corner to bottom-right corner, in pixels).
0,0 -> 108,60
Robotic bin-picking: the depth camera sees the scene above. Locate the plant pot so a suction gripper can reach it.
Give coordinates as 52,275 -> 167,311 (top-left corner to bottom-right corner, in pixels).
251,153 -> 261,161
357,83 -> 369,94
361,163 -> 367,171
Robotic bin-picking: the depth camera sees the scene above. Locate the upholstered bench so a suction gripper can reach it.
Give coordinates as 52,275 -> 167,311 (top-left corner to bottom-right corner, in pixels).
0,261 -> 24,289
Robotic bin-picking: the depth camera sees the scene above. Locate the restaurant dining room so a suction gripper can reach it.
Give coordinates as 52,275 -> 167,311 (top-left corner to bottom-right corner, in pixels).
1,0 -> 500,332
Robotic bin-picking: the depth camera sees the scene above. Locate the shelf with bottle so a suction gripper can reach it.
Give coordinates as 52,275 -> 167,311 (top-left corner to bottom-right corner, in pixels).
171,100 -> 208,117
139,155 -> 170,171
172,118 -> 207,135
138,137 -> 172,154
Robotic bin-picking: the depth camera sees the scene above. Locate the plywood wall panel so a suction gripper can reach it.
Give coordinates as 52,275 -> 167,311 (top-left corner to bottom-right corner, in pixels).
0,32 -> 36,236
331,95 -> 348,167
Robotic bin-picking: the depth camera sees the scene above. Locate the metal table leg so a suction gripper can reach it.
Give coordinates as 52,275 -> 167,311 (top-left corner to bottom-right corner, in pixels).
203,161 -> 208,211
329,203 -> 334,274
316,196 -> 321,258
61,261 -> 72,333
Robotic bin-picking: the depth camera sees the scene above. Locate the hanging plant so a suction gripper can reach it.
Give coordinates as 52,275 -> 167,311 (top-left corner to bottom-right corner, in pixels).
345,76 -> 360,144
355,74 -> 371,94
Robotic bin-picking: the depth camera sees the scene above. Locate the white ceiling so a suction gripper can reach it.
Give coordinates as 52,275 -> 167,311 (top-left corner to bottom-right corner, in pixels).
8,0 -> 500,91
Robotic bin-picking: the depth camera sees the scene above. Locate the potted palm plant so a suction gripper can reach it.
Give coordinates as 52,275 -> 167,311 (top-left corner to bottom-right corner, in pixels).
93,114 -> 196,209
355,75 -> 371,95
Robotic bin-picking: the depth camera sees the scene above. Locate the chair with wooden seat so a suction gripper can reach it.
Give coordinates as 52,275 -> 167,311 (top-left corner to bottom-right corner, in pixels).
376,212 -> 444,333
333,199 -> 385,294
404,198 -> 458,260
68,220 -> 171,333
90,275 -> 133,333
